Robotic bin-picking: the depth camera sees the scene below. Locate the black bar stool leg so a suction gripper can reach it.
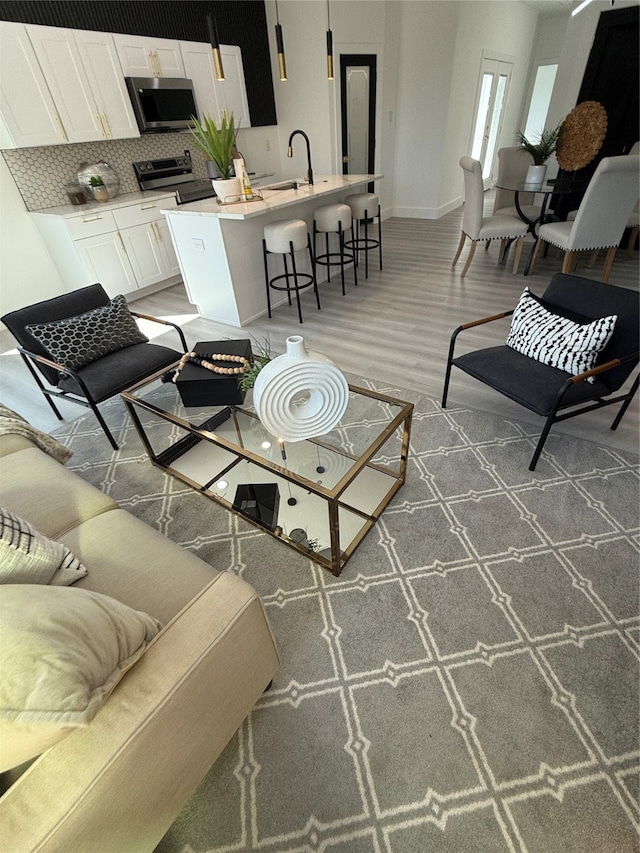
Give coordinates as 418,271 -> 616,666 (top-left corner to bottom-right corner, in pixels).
283,255 -> 292,305
363,212 -> 370,279
378,205 -> 383,271
289,240 -> 304,323
308,236 -> 321,310
263,239 -> 272,318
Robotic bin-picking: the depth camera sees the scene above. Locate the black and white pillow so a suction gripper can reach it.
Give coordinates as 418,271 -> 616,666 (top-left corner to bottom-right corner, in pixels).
27,294 -> 148,372
0,507 -> 88,585
505,288 -> 617,380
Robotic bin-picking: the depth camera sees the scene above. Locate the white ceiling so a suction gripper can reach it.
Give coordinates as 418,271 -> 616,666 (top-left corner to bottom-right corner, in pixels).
522,0 -> 575,16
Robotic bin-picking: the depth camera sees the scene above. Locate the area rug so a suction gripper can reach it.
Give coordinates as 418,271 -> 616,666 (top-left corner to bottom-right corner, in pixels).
51,378 -> 640,853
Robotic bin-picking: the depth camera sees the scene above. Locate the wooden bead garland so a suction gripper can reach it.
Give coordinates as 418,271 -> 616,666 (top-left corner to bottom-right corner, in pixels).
167,352 -> 250,384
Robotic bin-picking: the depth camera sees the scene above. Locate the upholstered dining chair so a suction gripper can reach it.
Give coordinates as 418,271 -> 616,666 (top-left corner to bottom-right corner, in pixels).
2,284 -> 188,450
441,272 -> 639,470
492,146 -> 543,220
529,154 -> 640,282
453,156 -> 528,276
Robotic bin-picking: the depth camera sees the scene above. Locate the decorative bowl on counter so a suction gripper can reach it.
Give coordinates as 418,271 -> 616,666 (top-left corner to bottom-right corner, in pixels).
77,161 -> 119,200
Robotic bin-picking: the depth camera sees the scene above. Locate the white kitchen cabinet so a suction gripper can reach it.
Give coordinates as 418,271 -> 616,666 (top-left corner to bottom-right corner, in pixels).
216,45 -> 250,129
73,30 -> 139,140
179,40 -> 221,121
31,194 -> 181,299
0,21 -> 67,148
179,41 -> 250,128
114,35 -> 185,78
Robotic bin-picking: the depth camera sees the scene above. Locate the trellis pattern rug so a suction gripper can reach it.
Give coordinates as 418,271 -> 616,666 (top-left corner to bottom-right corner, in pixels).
51,379 -> 640,853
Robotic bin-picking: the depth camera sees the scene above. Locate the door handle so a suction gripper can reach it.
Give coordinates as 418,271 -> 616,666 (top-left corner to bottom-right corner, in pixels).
342,156 -> 349,163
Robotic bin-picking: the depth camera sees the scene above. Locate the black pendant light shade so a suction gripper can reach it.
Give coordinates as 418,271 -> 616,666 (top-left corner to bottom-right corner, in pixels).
275,1 -> 287,81
326,1 -> 334,80
207,13 -> 225,81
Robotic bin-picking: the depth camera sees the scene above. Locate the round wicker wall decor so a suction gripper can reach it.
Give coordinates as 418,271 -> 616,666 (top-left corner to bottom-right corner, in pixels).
556,101 -> 608,172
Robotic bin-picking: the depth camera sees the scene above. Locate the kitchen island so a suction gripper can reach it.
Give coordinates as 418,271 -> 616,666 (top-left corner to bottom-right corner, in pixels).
162,174 -> 381,326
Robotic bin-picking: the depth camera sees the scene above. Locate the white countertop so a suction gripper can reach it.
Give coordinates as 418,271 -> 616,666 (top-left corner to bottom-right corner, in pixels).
163,175 -> 382,220
30,189 -> 178,218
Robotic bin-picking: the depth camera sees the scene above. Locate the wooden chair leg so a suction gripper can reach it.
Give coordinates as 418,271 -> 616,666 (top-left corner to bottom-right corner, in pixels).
626,225 -> 639,260
562,251 -> 577,273
529,237 -> 545,273
602,246 -> 618,282
512,236 -> 524,274
587,249 -> 600,268
452,232 -> 466,267
460,241 -> 477,277
484,239 -> 491,251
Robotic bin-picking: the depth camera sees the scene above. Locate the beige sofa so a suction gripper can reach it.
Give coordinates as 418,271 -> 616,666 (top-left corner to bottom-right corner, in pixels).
0,428 -> 279,852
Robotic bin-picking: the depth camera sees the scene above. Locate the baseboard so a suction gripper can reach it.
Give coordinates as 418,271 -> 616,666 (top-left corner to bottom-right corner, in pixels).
391,195 -> 463,220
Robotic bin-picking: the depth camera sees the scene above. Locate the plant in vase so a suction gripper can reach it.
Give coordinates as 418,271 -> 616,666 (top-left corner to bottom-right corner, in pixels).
239,335 -> 273,393
189,110 -> 242,202
89,175 -> 109,203
516,122 -> 563,185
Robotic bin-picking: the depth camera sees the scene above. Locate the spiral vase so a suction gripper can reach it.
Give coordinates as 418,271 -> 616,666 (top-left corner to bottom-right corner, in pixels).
253,335 -> 349,442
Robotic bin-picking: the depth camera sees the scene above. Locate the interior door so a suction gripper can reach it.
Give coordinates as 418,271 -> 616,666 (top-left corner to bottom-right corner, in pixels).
340,54 -> 376,186
470,58 -> 512,188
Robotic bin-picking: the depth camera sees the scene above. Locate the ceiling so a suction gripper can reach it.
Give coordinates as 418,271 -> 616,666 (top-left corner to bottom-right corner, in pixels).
522,0 -> 575,16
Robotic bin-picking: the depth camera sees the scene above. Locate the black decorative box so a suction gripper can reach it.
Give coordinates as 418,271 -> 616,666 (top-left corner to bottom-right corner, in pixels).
176,339 -> 252,407
233,484 -> 280,531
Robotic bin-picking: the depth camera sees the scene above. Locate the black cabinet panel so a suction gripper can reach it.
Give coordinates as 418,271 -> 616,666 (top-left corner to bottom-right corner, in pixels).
0,1 -> 277,126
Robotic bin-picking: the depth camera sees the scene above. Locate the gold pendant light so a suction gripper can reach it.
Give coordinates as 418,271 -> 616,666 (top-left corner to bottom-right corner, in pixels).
206,13 -> 225,81
275,1 -> 287,81
326,1 -> 334,80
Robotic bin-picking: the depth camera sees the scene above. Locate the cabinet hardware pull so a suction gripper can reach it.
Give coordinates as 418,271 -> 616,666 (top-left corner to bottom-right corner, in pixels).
102,113 -> 112,138
117,233 -> 127,252
82,216 -> 103,222
55,115 -> 68,141
97,113 -> 106,138
141,204 -> 157,210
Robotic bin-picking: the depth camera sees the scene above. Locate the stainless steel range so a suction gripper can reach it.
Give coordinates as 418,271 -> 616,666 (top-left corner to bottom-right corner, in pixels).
133,154 -> 216,204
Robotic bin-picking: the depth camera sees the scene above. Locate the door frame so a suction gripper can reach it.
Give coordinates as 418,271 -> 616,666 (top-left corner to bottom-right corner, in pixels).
469,51 -> 514,189
340,53 -> 377,189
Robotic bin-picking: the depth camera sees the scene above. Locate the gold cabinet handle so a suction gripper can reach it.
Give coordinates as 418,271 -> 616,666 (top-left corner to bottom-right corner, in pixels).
82,215 -> 103,222
117,232 -> 127,252
55,115 -> 68,141
96,113 -> 106,138
141,203 -> 158,210
101,113 -> 112,138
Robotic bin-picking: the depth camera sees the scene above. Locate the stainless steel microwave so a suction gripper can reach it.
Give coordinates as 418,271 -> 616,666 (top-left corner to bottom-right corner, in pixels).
125,77 -> 199,132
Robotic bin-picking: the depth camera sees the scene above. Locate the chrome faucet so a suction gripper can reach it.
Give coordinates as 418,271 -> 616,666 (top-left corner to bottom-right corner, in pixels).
287,129 -> 314,186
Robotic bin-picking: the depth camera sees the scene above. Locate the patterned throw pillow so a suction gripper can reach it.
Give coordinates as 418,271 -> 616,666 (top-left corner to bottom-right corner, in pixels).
0,507 -> 88,585
505,288 -> 617,381
26,294 -> 148,372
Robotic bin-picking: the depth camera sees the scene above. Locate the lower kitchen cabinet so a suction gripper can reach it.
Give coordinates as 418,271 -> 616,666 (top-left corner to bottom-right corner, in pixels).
31,194 -> 181,299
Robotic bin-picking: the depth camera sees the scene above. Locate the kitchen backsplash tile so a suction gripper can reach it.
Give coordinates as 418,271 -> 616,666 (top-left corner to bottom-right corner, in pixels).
2,134 -> 209,211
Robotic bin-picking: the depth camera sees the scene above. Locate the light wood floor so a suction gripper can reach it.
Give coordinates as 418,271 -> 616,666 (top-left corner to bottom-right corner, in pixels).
2,198 -> 639,455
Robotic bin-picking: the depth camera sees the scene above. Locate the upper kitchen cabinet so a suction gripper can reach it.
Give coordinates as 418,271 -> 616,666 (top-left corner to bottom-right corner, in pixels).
0,23 -> 140,148
179,41 -> 250,128
114,35 -> 185,78
0,21 -> 67,148
72,30 -> 139,139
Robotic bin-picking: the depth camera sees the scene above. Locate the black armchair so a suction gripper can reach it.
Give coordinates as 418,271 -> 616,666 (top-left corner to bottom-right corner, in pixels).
441,273 -> 639,470
2,284 -> 188,450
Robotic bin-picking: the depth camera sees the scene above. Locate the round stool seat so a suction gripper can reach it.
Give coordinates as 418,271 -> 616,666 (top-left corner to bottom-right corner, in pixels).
314,203 -> 352,233
345,192 -> 379,220
264,219 -> 308,254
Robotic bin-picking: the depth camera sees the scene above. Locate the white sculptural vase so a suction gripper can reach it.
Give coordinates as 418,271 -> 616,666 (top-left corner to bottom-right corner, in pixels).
252,335 -> 349,442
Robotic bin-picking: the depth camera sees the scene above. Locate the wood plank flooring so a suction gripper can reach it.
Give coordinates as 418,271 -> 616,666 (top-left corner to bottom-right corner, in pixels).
2,198 -> 638,454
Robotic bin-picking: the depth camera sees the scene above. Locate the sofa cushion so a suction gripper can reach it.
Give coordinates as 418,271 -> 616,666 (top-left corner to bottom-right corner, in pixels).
0,584 -> 162,772
0,447 -> 116,539
0,508 -> 87,585
505,287 -> 617,381
26,294 -> 148,372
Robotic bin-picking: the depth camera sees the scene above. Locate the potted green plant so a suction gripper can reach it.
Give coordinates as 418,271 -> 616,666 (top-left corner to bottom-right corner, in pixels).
516,122 -> 563,185
89,175 -> 109,203
189,110 -> 242,202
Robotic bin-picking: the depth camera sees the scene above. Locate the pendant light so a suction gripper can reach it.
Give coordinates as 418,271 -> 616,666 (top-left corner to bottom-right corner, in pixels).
275,0 -> 287,81
326,0 -> 334,80
206,13 -> 225,81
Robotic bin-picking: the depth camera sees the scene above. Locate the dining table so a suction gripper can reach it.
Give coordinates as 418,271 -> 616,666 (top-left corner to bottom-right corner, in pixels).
494,177 -> 587,275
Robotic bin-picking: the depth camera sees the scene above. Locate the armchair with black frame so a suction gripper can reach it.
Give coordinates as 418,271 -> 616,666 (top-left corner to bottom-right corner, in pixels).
441,273 -> 639,471
2,284 -> 189,450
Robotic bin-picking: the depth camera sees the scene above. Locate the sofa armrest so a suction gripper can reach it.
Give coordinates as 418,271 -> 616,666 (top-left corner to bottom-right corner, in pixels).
0,572 -> 279,853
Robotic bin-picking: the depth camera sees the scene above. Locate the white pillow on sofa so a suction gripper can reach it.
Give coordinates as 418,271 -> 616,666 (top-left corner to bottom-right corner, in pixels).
0,507 -> 87,585
0,584 -> 162,772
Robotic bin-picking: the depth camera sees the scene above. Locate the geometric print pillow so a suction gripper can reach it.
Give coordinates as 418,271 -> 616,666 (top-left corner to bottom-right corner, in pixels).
505,288 -> 617,382
26,294 -> 148,372
0,507 -> 88,586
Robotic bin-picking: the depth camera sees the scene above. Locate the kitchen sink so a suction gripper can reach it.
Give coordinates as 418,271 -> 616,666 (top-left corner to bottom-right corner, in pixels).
263,181 -> 299,191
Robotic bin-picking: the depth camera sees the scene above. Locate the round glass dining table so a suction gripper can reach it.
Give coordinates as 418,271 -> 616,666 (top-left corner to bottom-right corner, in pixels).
494,177 -> 587,275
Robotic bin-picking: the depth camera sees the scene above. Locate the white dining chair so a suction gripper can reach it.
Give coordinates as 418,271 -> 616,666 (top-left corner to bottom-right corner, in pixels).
492,146 -> 543,221
530,154 -> 640,282
453,156 -> 528,276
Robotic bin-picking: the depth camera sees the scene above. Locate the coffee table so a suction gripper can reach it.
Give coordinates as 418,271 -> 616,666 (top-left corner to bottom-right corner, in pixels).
121,365 -> 413,576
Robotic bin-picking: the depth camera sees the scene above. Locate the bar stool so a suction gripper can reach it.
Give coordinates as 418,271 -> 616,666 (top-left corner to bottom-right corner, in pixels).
313,203 -> 358,295
344,192 -> 382,279
263,219 -> 320,324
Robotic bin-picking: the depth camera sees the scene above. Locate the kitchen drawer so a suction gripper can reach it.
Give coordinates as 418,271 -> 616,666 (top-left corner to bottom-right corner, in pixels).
113,197 -> 177,229
66,210 -> 117,239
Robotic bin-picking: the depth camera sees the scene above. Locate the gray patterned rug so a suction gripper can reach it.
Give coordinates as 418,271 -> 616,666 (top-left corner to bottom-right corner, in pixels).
51,378 -> 640,853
